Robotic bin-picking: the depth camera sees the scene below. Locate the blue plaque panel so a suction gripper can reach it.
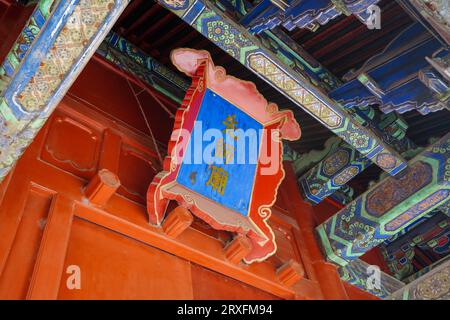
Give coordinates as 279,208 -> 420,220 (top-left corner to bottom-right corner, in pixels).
177,89 -> 263,216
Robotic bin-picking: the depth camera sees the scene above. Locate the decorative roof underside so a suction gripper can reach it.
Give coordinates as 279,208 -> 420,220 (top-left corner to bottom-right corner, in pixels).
2,0 -> 445,193
110,0 -> 450,193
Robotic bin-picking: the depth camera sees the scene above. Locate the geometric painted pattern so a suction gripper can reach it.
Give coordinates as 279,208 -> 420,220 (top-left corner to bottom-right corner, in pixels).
296,106 -> 415,205
215,1 -> 342,90
157,0 -> 408,176
299,141 -> 372,204
339,259 -> 405,299
0,0 -> 129,181
0,0 -> 55,83
1,0 -> 63,100
380,212 -> 449,281
248,53 -> 342,128
297,100 -> 436,207
18,2 -> 118,113
388,259 -> 450,300
317,133 -> 450,266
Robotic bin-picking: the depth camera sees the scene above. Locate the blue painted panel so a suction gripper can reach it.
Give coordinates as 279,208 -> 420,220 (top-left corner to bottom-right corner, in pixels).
329,23 -> 449,113
2,0 -> 80,119
183,0 -> 206,24
368,39 -> 442,91
177,89 -> 263,216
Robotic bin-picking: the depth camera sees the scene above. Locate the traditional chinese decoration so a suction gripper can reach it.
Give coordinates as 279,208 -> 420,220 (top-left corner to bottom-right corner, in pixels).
317,133 -> 450,266
330,23 -> 450,116
97,32 -> 190,104
147,49 -> 301,263
157,0 -> 408,176
0,0 -> 54,93
0,0 -> 129,181
380,211 -> 449,281
389,259 -> 450,300
232,0 -> 380,34
339,259 -> 404,298
299,141 -> 372,204
398,0 -> 450,46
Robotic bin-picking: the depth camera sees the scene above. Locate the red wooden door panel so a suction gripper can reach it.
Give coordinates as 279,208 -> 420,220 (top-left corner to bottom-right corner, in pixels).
0,186 -> 53,299
58,218 -> 193,300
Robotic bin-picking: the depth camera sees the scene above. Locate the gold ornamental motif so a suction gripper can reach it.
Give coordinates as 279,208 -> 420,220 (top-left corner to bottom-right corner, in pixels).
248,53 -> 342,128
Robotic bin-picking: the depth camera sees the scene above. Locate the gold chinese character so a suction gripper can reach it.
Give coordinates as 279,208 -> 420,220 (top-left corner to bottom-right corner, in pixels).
223,114 -> 238,140
205,165 -> 229,195
215,138 -> 235,164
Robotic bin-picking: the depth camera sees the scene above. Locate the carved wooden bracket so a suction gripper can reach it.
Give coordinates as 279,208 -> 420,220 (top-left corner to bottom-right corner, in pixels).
162,206 -> 194,238
224,235 -> 252,265
84,169 -> 120,207
277,259 -> 305,287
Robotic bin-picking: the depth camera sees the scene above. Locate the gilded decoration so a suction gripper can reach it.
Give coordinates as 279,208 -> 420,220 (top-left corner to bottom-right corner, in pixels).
248,53 -> 343,128
18,0 -> 115,113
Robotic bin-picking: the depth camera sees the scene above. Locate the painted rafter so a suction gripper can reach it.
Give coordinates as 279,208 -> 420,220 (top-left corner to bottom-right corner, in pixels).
0,0 -> 55,92
388,258 -> 450,300
339,258 -> 405,298
380,210 -> 449,281
330,23 -> 450,116
220,0 -> 379,33
317,133 -> 450,267
156,0 -> 408,176
296,104 -> 415,205
0,0 -> 130,182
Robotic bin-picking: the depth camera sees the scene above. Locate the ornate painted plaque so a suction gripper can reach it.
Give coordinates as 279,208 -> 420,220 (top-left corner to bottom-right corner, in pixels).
147,49 -> 301,263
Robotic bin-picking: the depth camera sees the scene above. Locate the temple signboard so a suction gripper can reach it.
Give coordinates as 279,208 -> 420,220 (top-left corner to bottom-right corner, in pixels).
147,49 -> 301,263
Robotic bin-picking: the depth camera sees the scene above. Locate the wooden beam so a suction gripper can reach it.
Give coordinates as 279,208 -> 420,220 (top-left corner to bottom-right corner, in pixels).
388,258 -> 450,300
155,0 -> 408,176
0,0 -> 130,183
317,133 -> 450,266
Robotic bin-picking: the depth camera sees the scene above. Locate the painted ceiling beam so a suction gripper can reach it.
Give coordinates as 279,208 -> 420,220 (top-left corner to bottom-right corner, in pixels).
284,138 -> 358,205
388,258 -> 450,300
380,210 -> 449,281
222,0 -> 378,34
284,136 -> 343,175
299,140 -> 372,204
382,205 -> 439,247
297,105 -> 416,205
0,0 -> 55,90
216,0 -> 342,91
0,0 -> 130,182
397,0 -> 450,47
257,28 -> 341,91
330,23 -> 450,116
156,0 -> 408,176
317,133 -> 450,267
338,258 -> 405,299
